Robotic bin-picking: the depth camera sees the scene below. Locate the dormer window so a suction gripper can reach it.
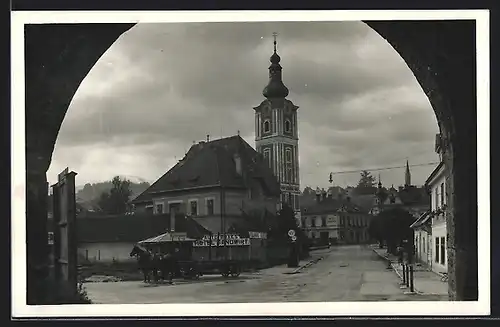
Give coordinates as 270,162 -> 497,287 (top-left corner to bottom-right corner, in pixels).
263,120 -> 271,133
284,119 -> 291,133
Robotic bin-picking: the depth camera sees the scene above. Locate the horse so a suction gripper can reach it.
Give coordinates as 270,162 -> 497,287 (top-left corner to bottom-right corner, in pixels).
130,245 -> 153,283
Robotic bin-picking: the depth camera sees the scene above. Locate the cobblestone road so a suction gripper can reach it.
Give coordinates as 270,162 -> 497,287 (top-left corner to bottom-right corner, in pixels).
84,245 -> 448,304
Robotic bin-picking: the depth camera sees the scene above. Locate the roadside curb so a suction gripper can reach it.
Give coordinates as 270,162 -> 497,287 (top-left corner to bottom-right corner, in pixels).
284,256 -> 324,275
371,247 -> 423,296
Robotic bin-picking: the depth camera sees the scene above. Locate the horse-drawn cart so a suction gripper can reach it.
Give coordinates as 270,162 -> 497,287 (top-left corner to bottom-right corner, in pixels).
131,231 -> 257,283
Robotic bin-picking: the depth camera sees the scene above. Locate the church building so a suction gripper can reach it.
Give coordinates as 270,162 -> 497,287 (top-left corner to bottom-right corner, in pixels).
253,33 -> 301,218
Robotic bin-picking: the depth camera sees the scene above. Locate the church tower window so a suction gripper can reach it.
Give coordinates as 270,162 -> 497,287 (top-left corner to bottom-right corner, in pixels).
263,120 -> 271,133
263,149 -> 271,168
285,119 -> 291,133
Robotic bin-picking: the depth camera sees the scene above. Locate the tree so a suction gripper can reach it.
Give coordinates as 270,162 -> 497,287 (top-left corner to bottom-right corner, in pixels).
355,170 -> 377,195
357,170 -> 376,188
368,207 -> 415,254
269,204 -> 310,257
97,176 -> 132,214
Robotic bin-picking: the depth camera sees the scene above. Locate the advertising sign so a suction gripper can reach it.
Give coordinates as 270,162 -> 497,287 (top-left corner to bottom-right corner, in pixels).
248,231 -> 267,239
193,234 -> 250,247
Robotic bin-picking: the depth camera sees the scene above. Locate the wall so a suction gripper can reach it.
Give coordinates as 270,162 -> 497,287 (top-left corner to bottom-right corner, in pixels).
78,242 -> 135,263
301,213 -> 339,241
414,229 -> 431,267
146,188 -> 278,218
430,165 -> 447,274
338,213 -> 371,244
151,189 -> 221,216
430,167 -> 446,211
302,211 -> 371,244
432,220 -> 448,274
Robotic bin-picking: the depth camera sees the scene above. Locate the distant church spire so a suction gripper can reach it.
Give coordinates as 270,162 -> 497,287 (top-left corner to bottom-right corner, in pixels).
262,32 -> 289,99
405,160 -> 411,187
378,174 -> 382,188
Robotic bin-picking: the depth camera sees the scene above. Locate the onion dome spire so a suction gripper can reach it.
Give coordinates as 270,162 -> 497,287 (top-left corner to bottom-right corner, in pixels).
263,32 -> 289,99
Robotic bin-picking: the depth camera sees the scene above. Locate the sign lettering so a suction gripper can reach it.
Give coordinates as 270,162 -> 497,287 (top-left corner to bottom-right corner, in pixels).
193,236 -> 250,247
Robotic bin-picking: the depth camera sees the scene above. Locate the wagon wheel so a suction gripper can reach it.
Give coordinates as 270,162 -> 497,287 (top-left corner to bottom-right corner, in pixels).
192,271 -> 201,280
230,265 -> 241,277
221,272 -> 229,278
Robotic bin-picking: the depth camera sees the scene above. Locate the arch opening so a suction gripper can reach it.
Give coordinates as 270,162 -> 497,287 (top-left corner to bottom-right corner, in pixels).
22,20 -> 478,304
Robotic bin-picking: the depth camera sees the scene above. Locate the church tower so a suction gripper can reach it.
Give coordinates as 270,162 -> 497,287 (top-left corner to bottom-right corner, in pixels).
254,33 -> 301,214
405,160 -> 412,187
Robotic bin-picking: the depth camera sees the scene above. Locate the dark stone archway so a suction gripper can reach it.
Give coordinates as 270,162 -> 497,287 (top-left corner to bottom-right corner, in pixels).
23,21 -> 477,304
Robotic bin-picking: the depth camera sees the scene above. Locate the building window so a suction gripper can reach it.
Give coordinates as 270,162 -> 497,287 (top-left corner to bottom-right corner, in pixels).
440,182 -> 445,206
206,199 -> 214,215
311,217 -> 316,227
263,120 -> 271,133
263,149 -> 271,168
155,203 -> 164,214
322,216 -> 327,227
190,200 -> 198,216
285,149 -> 292,163
440,236 -> 446,265
48,232 -> 54,245
285,119 -> 291,133
435,237 -> 440,263
286,167 -> 292,183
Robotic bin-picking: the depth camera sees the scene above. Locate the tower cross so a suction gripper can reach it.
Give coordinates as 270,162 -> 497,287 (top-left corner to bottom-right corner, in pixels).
272,32 -> 278,52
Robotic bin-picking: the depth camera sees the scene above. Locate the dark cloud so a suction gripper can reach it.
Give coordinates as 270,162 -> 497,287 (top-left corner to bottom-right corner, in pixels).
49,21 -> 439,189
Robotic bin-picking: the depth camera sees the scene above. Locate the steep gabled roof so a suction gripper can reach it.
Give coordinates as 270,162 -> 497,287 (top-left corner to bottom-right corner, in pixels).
132,135 -> 280,203
350,194 -> 377,211
410,210 -> 432,229
425,161 -> 445,186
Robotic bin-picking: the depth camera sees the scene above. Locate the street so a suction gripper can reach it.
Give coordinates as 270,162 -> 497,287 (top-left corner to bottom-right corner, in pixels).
84,245 -> 448,303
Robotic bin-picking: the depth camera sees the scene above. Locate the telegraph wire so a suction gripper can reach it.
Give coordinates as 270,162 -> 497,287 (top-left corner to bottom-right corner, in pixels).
328,162 -> 440,176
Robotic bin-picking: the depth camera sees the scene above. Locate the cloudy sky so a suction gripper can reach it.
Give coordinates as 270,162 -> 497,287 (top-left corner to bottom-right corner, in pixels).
47,21 -> 440,190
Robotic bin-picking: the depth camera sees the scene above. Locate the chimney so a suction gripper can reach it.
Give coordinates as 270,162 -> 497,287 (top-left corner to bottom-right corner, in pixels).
315,187 -> 321,203
234,153 -> 242,175
207,134 -> 210,142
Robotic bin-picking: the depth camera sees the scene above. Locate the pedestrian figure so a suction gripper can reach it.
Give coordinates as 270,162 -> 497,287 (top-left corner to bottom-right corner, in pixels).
397,246 -> 404,264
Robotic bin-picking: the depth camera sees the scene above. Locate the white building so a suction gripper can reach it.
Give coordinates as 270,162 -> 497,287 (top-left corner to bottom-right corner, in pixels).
410,211 -> 432,267
426,134 -> 448,274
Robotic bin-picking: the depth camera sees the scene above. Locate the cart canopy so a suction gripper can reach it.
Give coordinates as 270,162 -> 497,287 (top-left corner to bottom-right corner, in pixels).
138,231 -> 197,245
